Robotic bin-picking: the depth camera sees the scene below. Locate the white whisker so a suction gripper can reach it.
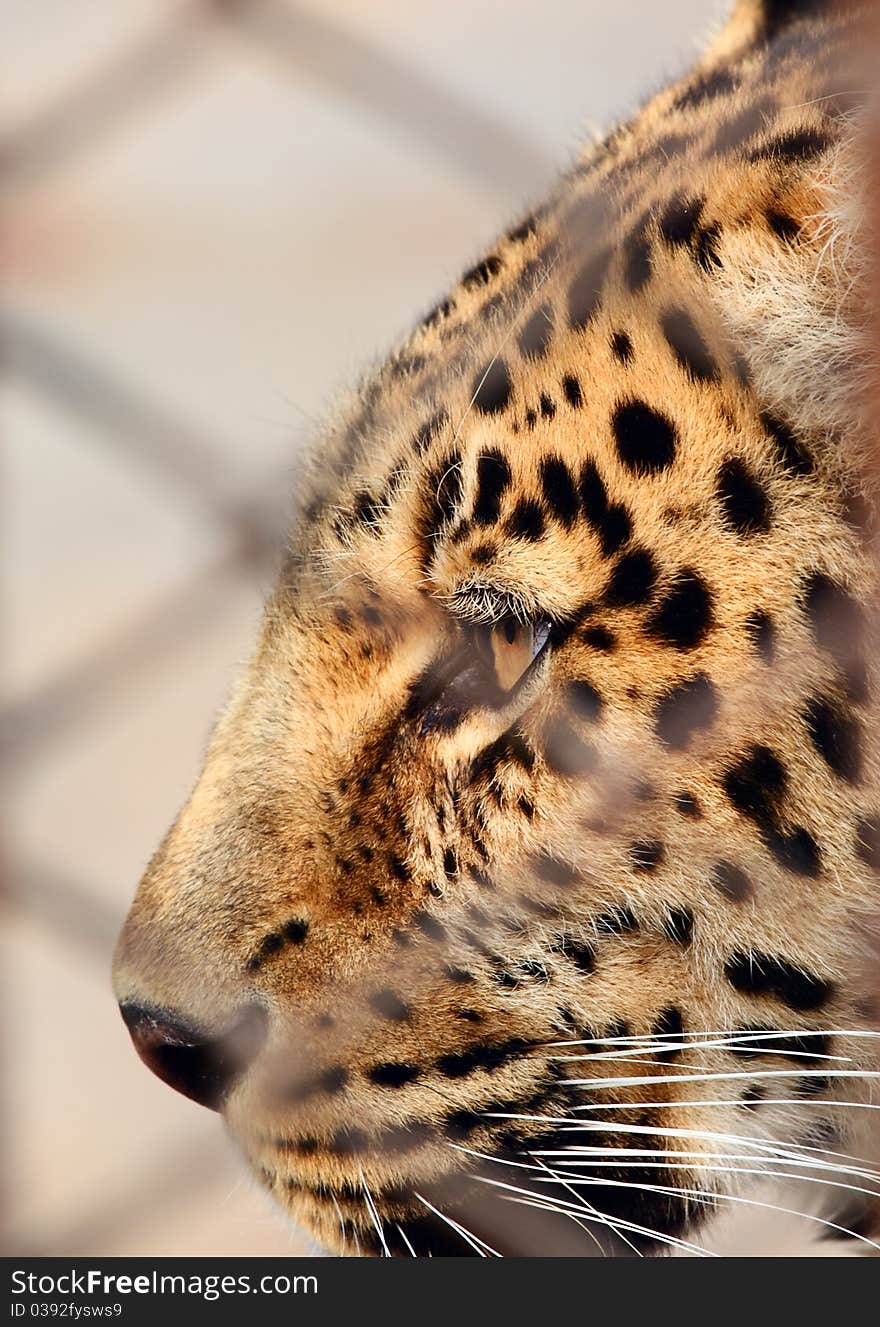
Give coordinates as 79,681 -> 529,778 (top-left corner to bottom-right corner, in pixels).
395,1223 -> 418,1258
413,1192 -> 500,1258
359,1169 -> 390,1258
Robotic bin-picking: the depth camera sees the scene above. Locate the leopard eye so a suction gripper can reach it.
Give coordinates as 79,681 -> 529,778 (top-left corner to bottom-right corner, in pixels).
472,616 -> 552,692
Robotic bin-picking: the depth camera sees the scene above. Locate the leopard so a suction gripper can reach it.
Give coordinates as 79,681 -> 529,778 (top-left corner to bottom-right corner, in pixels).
113,0 -> 880,1257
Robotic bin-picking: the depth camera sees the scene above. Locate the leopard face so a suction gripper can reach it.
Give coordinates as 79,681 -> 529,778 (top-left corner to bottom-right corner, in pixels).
113,0 -> 880,1256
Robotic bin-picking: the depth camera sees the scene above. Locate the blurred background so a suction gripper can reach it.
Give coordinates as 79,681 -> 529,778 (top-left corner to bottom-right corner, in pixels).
2,0 -> 719,1256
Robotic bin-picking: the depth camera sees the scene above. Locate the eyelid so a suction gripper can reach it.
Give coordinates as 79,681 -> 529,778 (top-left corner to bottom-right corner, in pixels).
444,578 -> 551,626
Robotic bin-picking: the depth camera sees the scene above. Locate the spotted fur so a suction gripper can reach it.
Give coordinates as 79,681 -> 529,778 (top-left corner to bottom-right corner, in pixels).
114,0 -> 880,1256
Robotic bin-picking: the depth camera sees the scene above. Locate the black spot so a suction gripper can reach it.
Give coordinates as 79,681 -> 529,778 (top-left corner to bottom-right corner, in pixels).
283,918 -> 309,945
558,937 -> 596,974
646,571 -> 714,650
654,673 -> 719,751
741,1084 -> 766,1112
855,816 -> 880,871
462,254 -> 503,290
595,906 -> 639,935
661,308 -> 718,383
746,611 -> 776,664
583,623 -> 616,652
540,392 -> 556,420
540,456 -> 580,527
518,302 -> 554,359
469,730 -> 535,789
674,66 -> 738,110
369,1062 -> 421,1088
612,400 -> 677,475
457,1009 -> 483,1024
724,952 -> 833,1011
507,214 -> 539,244
543,716 -> 598,779
663,908 -> 694,946
435,1037 -> 530,1080
623,217 -> 652,293
562,374 -> 583,408
794,1074 -> 829,1098
723,745 -> 787,824
424,298 -> 457,334
803,573 -> 864,666
712,861 -> 753,903
694,222 -> 723,273
472,359 -> 512,414
803,695 -> 863,783
652,1006 -> 685,1059
659,195 -> 705,247
630,840 -> 664,873
762,411 -> 813,475
353,491 -> 382,532
443,847 -> 458,880
412,409 -> 449,455
567,679 -> 603,724
472,449 -> 512,526
605,548 -> 657,608
444,1108 -> 483,1141
611,330 -> 634,364
717,458 -> 771,535
508,499 -> 545,541
388,854 -> 411,882
579,460 -> 609,523
369,989 -> 411,1022
764,826 -> 822,878
674,791 -> 701,818
414,910 -> 447,943
599,504 -> 632,557
420,452 -> 463,550
767,209 -> 801,243
749,126 -> 835,165
568,248 -> 611,329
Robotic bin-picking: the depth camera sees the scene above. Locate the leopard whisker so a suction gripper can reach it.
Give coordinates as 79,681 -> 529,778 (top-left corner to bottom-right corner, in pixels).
413,1192 -> 500,1257
395,1223 -> 418,1258
479,1177 -> 716,1257
563,1067 -> 880,1090
330,1193 -> 348,1254
532,1154 -> 624,1256
359,1169 -> 390,1258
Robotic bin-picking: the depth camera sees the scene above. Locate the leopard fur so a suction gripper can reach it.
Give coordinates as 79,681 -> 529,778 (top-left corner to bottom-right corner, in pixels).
114,0 -> 880,1256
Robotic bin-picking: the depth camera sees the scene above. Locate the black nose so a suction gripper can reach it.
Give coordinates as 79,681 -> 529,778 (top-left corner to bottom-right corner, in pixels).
119,1002 -> 268,1110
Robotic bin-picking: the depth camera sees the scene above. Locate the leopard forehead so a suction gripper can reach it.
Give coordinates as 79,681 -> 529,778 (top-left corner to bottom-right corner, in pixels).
115,0 -> 880,1257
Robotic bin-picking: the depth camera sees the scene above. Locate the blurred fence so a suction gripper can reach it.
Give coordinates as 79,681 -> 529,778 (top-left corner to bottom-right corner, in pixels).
1,0 -> 707,1255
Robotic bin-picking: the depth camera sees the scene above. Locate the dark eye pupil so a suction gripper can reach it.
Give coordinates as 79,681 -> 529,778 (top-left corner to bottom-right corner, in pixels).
503,618 -> 518,645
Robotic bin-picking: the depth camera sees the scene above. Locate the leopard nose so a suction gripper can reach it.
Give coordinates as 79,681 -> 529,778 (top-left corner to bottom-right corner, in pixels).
119,1002 -> 268,1110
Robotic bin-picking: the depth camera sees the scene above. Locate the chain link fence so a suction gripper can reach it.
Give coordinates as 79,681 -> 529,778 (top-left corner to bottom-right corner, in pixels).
2,0 -> 713,1255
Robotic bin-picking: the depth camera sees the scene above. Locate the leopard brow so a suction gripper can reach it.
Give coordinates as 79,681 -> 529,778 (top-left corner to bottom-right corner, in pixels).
443,578 -> 549,626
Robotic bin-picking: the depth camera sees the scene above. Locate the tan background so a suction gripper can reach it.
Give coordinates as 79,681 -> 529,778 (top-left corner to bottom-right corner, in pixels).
3,0 -> 716,1256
